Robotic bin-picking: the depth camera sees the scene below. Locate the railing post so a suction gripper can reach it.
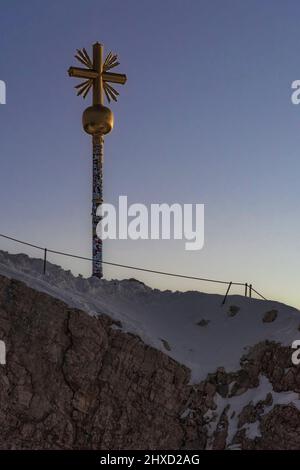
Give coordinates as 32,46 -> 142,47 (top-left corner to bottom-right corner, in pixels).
43,248 -> 47,274
222,282 -> 232,306
245,283 -> 248,297
249,284 -> 252,298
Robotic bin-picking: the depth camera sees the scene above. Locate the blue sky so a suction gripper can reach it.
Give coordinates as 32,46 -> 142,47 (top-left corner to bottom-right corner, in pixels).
0,0 -> 300,307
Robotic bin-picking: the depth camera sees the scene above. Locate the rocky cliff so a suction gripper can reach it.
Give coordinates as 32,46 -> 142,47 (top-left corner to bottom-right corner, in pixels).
0,273 -> 299,450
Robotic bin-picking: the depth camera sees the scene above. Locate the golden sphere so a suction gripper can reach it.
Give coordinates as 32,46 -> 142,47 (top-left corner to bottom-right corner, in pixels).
82,105 -> 114,135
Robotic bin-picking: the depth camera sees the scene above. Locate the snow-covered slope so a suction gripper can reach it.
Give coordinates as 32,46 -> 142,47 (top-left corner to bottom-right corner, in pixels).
0,250 -> 299,383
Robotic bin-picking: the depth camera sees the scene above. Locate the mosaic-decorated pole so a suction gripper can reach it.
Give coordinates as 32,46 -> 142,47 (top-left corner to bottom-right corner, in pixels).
68,43 -> 127,278
92,133 -> 104,277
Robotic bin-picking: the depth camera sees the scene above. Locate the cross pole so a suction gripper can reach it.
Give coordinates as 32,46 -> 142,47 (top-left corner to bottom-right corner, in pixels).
68,43 -> 127,278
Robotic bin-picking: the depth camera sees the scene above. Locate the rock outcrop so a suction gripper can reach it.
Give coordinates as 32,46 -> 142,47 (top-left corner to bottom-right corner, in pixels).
0,274 -> 299,449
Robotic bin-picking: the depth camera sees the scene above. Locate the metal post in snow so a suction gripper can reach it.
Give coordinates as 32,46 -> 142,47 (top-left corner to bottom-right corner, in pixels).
43,248 -> 47,274
222,281 -> 232,306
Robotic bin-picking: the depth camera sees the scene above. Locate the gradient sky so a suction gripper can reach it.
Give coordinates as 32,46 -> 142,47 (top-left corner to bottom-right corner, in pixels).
0,0 -> 300,307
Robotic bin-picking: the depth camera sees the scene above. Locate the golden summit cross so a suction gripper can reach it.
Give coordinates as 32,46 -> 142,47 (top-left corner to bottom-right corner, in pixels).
68,42 -> 127,279
68,42 -> 127,104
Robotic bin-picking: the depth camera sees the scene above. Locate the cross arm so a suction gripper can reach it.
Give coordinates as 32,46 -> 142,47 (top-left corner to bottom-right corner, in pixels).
102,72 -> 127,85
68,67 -> 98,79
68,68 -> 127,86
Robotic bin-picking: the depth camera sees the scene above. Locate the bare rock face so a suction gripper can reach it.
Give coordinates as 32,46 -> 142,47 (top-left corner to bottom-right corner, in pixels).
227,305 -> 240,317
0,275 -> 194,450
262,309 -> 278,323
0,274 -> 300,450
259,406 -> 300,450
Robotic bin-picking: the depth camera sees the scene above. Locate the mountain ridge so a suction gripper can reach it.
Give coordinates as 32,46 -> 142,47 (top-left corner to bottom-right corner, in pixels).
0,251 -> 299,449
